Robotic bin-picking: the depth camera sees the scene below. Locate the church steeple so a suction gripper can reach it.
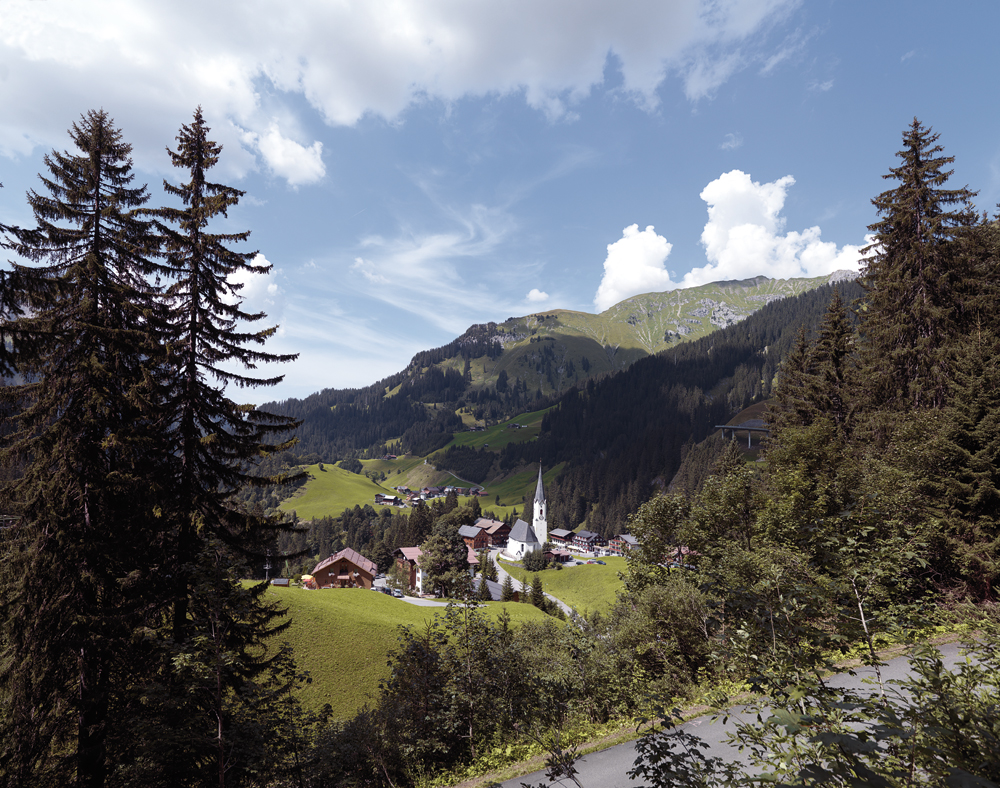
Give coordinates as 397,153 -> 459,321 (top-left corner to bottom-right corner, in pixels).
532,464 -> 548,545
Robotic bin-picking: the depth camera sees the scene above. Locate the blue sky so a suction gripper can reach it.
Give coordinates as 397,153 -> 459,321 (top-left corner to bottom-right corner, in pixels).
3,0 -> 999,403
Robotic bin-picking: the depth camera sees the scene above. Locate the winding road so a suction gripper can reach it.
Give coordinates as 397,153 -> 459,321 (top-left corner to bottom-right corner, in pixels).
500,641 -> 967,787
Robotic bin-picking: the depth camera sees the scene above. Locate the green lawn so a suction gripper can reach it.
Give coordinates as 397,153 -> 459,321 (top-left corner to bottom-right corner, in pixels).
501,556 -> 626,617
278,463 -> 394,520
264,586 -> 555,718
445,407 -> 552,451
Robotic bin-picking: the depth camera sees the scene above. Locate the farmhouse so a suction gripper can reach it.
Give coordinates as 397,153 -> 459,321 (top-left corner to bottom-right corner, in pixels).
393,544 -> 480,596
475,516 -> 510,547
310,548 -> 377,589
458,524 -> 489,551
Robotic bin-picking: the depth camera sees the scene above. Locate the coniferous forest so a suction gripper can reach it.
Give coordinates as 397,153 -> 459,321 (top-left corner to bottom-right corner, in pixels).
3,116 -> 1000,787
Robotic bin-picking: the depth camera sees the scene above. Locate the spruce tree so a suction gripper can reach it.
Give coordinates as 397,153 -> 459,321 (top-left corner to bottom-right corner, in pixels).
0,109 -> 165,788
148,107 -> 299,642
860,118 -> 978,410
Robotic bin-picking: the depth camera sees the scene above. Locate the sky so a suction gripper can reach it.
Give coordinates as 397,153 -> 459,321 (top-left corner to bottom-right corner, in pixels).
3,0 -> 1000,404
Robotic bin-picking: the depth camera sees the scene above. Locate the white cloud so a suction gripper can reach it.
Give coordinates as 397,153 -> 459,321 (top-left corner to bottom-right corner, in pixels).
249,124 -> 325,186
682,170 -> 863,287
721,132 -> 743,150
0,0 -> 800,177
351,257 -> 388,285
594,224 -> 676,311
526,288 -> 550,303
228,253 -> 287,323
808,78 -> 834,92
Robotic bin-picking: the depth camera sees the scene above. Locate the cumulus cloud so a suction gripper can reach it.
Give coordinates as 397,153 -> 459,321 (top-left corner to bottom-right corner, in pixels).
0,0 -> 800,179
682,170 -> 863,287
228,253 -> 287,323
594,224 -> 676,311
526,288 -> 550,303
249,125 -> 325,186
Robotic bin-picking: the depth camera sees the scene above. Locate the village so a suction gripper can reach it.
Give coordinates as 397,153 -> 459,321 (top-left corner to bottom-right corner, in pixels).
297,466 -> 694,604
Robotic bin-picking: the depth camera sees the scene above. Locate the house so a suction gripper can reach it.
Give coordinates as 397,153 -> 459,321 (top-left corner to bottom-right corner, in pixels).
394,546 -> 425,595
310,548 -> 377,589
609,534 -> 639,556
475,517 -> 510,546
548,528 -> 574,546
374,493 -> 401,506
544,548 -> 573,564
471,576 -> 518,602
458,524 -> 489,551
394,544 -> 480,596
572,530 -> 602,551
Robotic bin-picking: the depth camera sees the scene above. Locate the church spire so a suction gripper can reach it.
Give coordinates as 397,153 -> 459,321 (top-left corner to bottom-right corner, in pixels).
532,464 -> 548,545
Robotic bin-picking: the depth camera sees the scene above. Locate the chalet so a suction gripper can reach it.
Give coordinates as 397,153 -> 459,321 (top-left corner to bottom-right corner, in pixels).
458,524 -> 489,551
544,548 -> 573,564
610,534 -> 639,556
475,517 -> 510,546
374,493 -> 401,506
394,544 -> 480,596
394,547 -> 425,595
572,530 -> 602,551
548,528 -> 575,546
310,548 -> 377,589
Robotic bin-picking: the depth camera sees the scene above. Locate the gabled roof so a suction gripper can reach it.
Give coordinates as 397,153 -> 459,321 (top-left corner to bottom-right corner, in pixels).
458,524 -> 483,539
471,577 -> 505,601
395,546 -> 423,564
509,518 -> 538,544
312,547 -> 377,576
616,534 -> 639,546
549,528 -> 574,539
575,530 -> 599,540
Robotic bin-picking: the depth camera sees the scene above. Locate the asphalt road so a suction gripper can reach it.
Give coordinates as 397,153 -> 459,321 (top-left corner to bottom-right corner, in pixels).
501,642 -> 967,787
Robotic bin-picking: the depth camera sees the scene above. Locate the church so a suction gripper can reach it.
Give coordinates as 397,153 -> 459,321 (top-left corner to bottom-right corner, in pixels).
504,466 -> 548,559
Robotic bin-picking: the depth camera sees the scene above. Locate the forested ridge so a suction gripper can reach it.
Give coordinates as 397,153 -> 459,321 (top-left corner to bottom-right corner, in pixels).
4,114 -> 1000,788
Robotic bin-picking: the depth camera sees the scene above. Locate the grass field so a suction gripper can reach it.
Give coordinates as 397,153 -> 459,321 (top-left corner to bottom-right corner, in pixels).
265,586 -> 556,718
278,464 -> 394,520
500,556 -> 626,617
445,407 -> 552,451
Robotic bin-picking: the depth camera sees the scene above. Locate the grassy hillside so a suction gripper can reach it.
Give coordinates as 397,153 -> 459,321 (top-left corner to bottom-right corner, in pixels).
278,464 -> 394,520
265,586 -> 556,717
501,556 -> 626,617
278,409 -> 555,520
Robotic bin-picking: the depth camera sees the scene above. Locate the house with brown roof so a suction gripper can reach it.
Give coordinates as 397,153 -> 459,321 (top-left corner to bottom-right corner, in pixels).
475,516 -> 511,546
394,544 -> 479,596
310,548 -> 377,589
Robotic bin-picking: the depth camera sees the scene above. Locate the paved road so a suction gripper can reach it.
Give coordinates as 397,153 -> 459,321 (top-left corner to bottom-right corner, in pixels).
501,642 -> 967,787
491,547 -> 577,618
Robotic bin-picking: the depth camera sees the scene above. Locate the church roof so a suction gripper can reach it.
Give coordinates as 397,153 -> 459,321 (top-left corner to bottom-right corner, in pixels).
509,518 -> 538,544
535,466 -> 545,502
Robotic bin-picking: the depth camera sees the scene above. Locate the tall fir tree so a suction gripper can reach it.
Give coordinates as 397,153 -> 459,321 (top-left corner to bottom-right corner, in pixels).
0,110 -> 165,788
138,108 -> 301,785
148,107 -> 299,641
860,118 -> 977,411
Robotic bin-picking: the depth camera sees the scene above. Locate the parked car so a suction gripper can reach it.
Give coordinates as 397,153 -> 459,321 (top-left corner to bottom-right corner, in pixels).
594,560 -> 606,565
391,588 -> 404,598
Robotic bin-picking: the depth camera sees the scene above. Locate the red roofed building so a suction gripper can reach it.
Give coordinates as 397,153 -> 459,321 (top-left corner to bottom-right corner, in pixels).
311,548 -> 377,589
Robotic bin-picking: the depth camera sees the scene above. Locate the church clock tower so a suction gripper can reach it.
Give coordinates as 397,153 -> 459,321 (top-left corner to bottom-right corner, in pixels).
532,465 -> 548,545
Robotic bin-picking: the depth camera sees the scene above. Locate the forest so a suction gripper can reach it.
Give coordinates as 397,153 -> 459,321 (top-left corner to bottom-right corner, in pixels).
3,115 -> 1000,787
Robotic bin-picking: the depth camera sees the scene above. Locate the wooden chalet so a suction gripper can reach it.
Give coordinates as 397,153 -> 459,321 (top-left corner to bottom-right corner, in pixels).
458,524 -> 489,551
572,530 -> 602,551
548,528 -> 574,546
474,517 -> 510,546
310,548 -> 377,589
